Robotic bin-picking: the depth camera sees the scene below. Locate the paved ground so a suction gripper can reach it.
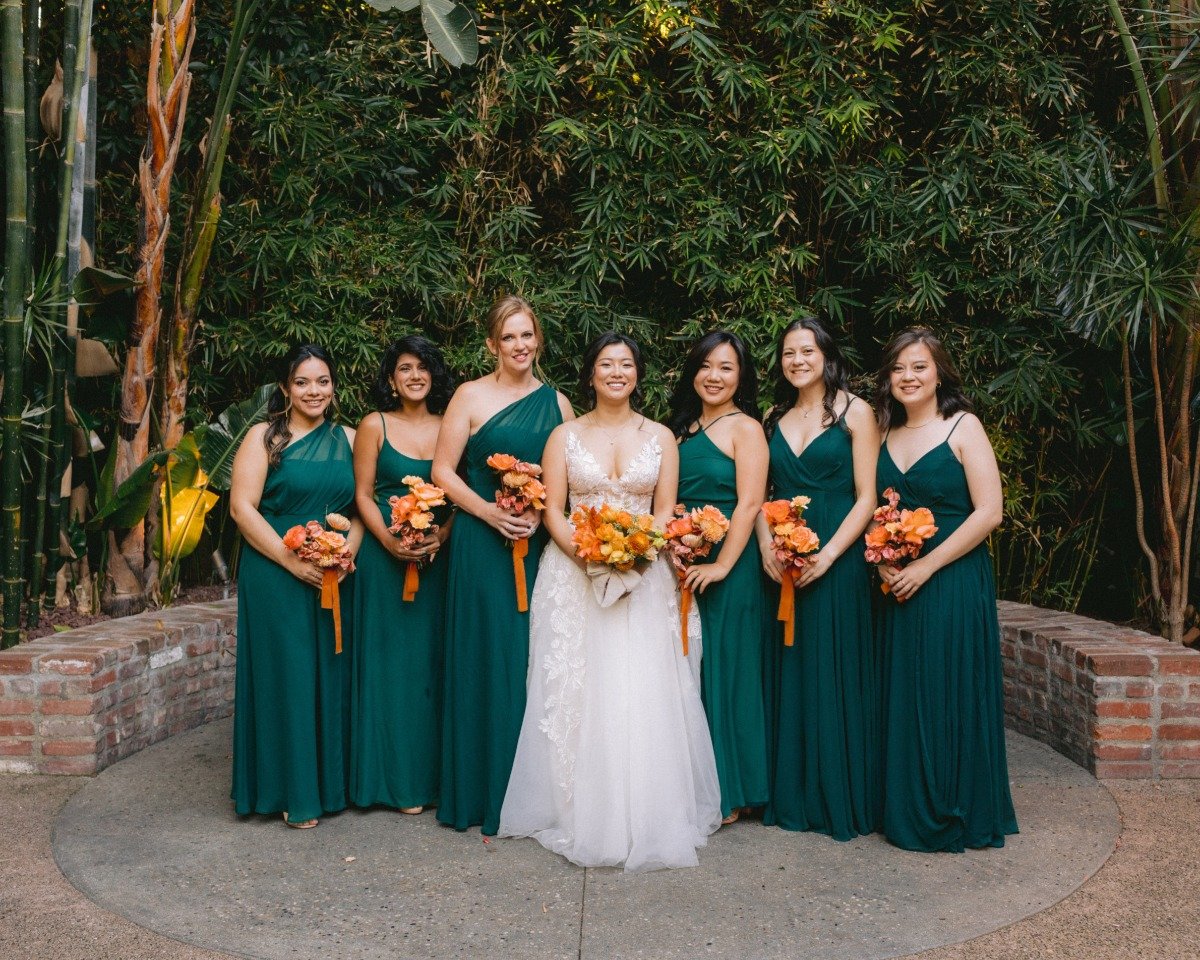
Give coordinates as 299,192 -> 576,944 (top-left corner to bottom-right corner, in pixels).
4,719 -> 1189,960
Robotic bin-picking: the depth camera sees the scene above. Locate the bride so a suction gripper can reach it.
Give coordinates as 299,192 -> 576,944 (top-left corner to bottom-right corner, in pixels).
498,332 -> 722,871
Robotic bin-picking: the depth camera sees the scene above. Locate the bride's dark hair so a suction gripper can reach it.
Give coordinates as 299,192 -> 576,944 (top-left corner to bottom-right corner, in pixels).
578,331 -> 645,407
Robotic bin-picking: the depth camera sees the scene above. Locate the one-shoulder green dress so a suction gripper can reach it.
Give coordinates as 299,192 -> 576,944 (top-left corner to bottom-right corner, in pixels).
232,419 -> 356,823
350,414 -> 452,810
876,417 -> 1018,852
438,385 -> 563,835
677,428 -> 769,818
763,414 -> 881,840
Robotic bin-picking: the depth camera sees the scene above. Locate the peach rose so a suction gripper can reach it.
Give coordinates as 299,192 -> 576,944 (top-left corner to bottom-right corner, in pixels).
282,526 -> 307,551
762,499 -> 793,526
326,512 -> 352,532
487,453 -> 518,471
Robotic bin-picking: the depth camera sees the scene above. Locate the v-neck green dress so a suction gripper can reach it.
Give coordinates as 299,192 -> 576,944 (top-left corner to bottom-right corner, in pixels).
876,419 -> 1018,852
350,413 -> 451,810
763,413 -> 882,840
438,385 -> 563,835
232,420 -> 356,823
677,428 -> 769,818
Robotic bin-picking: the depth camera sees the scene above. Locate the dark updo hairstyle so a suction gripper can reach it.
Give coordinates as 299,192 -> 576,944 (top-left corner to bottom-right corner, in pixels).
373,335 -> 454,415
264,343 -> 337,467
667,330 -> 761,439
578,331 -> 645,408
763,316 -> 850,437
873,327 -> 974,434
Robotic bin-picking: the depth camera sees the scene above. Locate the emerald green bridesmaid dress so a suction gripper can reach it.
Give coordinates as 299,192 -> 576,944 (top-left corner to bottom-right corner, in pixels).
763,410 -> 882,840
677,429 -> 769,818
438,385 -> 563,835
350,414 -> 451,810
877,417 -> 1018,852
232,419 -> 356,823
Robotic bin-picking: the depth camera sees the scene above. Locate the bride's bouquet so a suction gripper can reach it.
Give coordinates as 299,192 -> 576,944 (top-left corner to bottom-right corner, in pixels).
863,486 -> 937,602
761,496 -> 821,647
570,504 -> 666,608
387,476 -> 447,602
487,453 -> 547,613
663,504 -> 730,655
281,512 -> 354,653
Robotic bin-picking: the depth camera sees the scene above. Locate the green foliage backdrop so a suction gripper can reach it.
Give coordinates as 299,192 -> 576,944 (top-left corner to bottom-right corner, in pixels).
90,1 -> 1145,617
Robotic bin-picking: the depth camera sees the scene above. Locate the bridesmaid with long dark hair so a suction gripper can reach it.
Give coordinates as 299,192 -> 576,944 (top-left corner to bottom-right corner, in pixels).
350,336 -> 455,814
873,327 -> 1017,852
230,344 -> 362,829
432,295 -> 574,836
757,317 -> 882,840
668,331 -> 770,824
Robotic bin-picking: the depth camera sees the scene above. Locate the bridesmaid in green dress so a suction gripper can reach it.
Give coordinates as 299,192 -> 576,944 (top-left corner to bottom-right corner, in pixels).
873,327 -> 1018,852
230,344 -> 363,829
432,295 -> 574,835
350,336 -> 455,814
668,331 -> 770,824
757,317 -> 882,840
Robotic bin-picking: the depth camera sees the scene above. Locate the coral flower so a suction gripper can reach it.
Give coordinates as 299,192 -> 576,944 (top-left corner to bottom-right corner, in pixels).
695,505 -> 730,542
762,499 -> 793,526
865,525 -> 891,550
487,453 -> 517,471
900,507 -> 937,543
282,525 -> 307,551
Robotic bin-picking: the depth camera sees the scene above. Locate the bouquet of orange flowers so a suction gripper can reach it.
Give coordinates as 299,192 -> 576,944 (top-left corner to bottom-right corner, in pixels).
387,475 -> 447,602
571,503 -> 666,607
863,487 -> 937,601
761,496 -> 822,646
282,512 -> 354,653
663,504 -> 730,655
487,453 -> 548,612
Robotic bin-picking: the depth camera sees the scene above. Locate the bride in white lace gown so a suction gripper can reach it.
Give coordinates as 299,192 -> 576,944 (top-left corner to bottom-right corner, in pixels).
498,334 -> 722,872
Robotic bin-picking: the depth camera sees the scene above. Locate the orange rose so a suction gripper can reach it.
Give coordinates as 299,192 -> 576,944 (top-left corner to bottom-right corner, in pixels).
410,511 -> 433,530
900,507 -> 937,543
787,525 -> 820,555
695,505 -> 729,542
487,453 -> 518,471
628,530 -> 651,555
326,512 -> 352,532
282,525 -> 307,551
664,515 -> 693,539
762,499 -> 793,526
865,525 -> 891,549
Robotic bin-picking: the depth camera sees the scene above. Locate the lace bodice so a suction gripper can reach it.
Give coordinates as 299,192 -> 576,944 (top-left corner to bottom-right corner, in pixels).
566,429 -> 662,514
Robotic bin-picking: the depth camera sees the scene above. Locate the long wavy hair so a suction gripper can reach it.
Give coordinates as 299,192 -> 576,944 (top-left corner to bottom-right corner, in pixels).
373,335 -> 454,414
873,327 -> 974,433
667,331 -> 760,439
264,343 -> 337,467
763,316 -> 849,437
578,331 -> 645,408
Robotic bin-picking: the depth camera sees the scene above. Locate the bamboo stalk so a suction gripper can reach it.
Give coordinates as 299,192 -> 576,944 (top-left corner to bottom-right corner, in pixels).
22,0 -> 38,255
1,0 -> 29,646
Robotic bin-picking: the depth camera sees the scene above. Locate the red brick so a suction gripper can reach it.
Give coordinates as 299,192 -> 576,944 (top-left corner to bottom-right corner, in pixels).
0,719 -> 34,737
1020,648 -> 1048,669
41,699 -> 95,716
1096,701 -> 1152,719
1094,761 -> 1154,778
1093,723 -> 1153,741
0,699 -> 34,715
1160,762 -> 1200,778
1094,743 -> 1152,761
39,655 -> 103,676
45,756 -> 97,775
1159,682 -> 1186,700
0,653 -> 37,674
1160,744 -> 1200,760
1125,680 -> 1154,698
41,739 -> 96,757
1159,723 -> 1200,740
1162,703 -> 1200,720
0,739 -> 32,756
1158,654 -> 1200,676
38,680 -> 64,696
1089,654 -> 1154,676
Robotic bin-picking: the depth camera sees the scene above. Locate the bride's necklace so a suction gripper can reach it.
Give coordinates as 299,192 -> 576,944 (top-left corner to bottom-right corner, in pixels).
588,414 -> 635,446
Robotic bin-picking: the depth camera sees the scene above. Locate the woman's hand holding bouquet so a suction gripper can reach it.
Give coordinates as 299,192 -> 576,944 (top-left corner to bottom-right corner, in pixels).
663,505 -> 730,655
281,512 -> 355,652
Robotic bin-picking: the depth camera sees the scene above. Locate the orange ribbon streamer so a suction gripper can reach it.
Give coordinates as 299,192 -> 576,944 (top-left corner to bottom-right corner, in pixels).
777,567 -> 796,647
321,569 -> 343,654
513,537 -> 530,612
402,561 -> 420,602
679,579 -> 693,658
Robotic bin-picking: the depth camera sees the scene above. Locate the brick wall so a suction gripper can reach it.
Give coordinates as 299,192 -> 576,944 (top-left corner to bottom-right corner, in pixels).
0,597 -> 1197,778
0,600 -> 236,775
998,600 -> 1200,779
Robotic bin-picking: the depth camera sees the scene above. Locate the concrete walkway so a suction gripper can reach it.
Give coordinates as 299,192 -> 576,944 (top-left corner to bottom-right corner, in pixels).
0,714 -> 1171,960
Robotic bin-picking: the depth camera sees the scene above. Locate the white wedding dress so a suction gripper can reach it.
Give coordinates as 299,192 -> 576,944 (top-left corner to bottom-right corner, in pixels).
498,429 -> 722,871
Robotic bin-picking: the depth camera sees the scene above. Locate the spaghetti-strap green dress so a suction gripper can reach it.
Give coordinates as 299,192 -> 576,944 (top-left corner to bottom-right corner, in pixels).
232,419 -> 356,823
350,414 -> 451,810
677,428 -> 769,818
438,384 -> 563,834
876,416 -> 1018,852
763,411 -> 881,840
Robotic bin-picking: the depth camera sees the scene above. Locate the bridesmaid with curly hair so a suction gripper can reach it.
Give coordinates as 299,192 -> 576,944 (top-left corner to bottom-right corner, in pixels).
351,335 -> 455,814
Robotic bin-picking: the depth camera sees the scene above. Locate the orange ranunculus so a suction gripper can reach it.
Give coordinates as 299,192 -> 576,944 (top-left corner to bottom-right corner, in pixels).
695,505 -> 730,542
596,522 -> 617,542
635,514 -> 655,532
628,530 -> 651,554
402,476 -> 446,506
900,507 -> 937,543
774,521 -> 796,538
282,525 -> 307,551
410,511 -> 433,530
598,506 -> 619,524
762,499 -> 793,526
664,515 -> 692,539
503,470 -> 532,489
487,453 -> 517,471
787,525 -> 820,555
615,510 -> 634,528
865,525 -> 891,549
789,495 -> 812,513
326,512 -> 352,532
314,528 -> 347,554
